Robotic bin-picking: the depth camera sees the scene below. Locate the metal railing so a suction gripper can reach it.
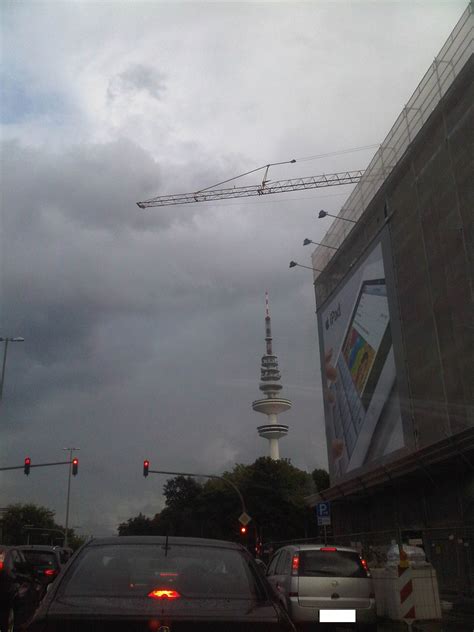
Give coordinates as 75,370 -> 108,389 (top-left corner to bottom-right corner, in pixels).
312,2 -> 473,277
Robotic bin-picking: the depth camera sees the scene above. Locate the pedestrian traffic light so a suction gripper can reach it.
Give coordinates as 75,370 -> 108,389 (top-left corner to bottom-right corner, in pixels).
24,457 -> 31,476
143,459 -> 149,477
72,457 -> 79,476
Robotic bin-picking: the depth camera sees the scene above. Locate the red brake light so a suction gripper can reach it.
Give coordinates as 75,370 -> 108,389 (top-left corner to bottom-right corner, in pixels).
361,558 -> 371,576
0,561 -> 3,571
148,589 -> 180,600
44,569 -> 57,576
320,547 -> 337,552
291,554 -> 299,575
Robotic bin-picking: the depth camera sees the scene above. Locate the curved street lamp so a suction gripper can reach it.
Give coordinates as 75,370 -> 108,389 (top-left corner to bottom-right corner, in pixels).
303,238 -> 339,250
318,209 -> 357,223
289,261 -> 322,273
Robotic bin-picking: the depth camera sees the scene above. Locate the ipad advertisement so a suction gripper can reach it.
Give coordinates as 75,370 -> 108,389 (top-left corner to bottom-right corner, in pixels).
319,241 -> 405,482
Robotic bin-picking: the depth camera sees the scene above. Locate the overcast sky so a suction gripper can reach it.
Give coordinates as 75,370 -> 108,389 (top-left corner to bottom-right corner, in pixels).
1,1 -> 467,537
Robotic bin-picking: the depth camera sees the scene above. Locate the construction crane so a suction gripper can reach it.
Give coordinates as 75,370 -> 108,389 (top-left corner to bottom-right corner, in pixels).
136,159 -> 364,209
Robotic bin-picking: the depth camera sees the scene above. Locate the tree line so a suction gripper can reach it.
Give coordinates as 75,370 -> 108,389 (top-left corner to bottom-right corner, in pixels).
119,458 -> 330,552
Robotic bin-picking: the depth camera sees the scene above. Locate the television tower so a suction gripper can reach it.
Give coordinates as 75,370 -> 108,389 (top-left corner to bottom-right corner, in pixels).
252,292 -> 292,460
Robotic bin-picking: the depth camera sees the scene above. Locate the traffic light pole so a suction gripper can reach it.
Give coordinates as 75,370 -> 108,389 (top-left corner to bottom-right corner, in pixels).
146,467 -> 249,520
63,448 -> 79,549
0,460 -> 73,471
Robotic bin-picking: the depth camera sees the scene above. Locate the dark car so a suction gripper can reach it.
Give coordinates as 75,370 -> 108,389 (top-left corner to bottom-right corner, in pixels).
23,536 -> 296,631
17,547 -> 63,593
0,545 -> 42,632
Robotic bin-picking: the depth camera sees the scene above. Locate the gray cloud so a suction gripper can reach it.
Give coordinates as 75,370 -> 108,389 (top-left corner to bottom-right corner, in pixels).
107,64 -> 166,103
1,0 -> 465,536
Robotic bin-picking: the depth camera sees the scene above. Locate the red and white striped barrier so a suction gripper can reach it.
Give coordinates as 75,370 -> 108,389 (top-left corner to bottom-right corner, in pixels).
398,549 -> 416,626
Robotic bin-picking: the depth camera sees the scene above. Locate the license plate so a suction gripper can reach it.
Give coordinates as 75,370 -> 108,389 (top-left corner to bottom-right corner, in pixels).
319,609 -> 356,623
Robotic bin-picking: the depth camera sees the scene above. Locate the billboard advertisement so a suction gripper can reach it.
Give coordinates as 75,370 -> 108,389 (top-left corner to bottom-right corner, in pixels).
318,239 -> 405,483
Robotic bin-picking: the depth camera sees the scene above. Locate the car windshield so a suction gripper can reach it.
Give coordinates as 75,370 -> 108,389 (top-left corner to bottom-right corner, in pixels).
299,551 -> 367,578
62,544 -> 260,599
22,551 -> 59,569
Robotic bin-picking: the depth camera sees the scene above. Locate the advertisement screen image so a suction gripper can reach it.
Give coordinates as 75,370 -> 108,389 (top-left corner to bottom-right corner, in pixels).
321,243 -> 404,481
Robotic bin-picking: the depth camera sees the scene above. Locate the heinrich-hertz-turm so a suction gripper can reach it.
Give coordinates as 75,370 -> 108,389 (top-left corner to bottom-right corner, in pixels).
252,292 -> 292,460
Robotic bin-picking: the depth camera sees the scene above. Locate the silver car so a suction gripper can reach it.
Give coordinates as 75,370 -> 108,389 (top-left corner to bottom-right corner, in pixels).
266,544 -> 376,631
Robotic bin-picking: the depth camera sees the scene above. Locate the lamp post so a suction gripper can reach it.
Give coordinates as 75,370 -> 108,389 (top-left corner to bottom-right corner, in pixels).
0,337 -> 25,401
63,447 -> 80,549
303,238 -> 339,250
289,261 -> 322,273
317,209 -> 357,223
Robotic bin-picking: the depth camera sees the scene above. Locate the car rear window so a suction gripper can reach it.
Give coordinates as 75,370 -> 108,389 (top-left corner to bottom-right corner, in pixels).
22,551 -> 59,569
61,544 -> 260,599
299,550 -> 367,578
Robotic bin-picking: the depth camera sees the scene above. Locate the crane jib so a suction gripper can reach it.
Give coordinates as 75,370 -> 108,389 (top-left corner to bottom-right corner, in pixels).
136,170 -> 364,208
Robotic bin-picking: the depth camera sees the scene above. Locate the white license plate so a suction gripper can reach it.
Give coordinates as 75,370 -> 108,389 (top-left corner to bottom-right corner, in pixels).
319,609 -> 356,623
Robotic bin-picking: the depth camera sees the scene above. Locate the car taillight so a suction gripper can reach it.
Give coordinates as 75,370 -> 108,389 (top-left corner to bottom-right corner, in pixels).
148,588 -> 181,600
0,561 -> 3,571
320,547 -> 337,552
44,569 -> 57,576
360,557 -> 371,576
291,554 -> 300,576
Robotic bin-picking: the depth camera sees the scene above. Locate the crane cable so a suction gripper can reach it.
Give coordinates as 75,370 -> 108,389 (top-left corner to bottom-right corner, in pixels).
195,143 -> 379,194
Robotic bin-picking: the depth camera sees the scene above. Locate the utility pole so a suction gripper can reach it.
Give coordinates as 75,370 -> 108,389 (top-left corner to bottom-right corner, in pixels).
63,447 -> 80,548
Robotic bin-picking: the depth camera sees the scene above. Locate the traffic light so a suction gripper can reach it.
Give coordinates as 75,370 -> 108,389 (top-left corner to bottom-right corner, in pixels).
240,525 -> 247,535
143,460 -> 149,477
24,457 -> 31,476
72,458 -> 79,476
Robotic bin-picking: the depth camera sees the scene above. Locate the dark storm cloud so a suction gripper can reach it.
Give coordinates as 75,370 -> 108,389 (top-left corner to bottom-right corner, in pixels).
107,64 -> 167,103
1,136 -> 326,534
3,0 -> 463,536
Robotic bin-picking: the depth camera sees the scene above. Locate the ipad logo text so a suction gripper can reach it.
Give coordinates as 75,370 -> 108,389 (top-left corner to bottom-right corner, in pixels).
325,303 -> 341,330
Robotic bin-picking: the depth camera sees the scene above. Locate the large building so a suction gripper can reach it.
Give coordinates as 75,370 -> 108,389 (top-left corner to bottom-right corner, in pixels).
308,4 -> 473,596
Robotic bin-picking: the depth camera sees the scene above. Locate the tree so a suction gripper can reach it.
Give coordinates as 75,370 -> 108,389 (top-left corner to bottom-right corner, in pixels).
311,468 -> 330,492
0,503 -> 83,550
118,458 -> 320,546
118,512 -> 157,536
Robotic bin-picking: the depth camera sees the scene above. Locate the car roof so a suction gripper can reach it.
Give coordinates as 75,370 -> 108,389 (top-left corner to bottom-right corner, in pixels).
17,545 -> 61,552
85,536 -> 244,550
277,544 -> 359,553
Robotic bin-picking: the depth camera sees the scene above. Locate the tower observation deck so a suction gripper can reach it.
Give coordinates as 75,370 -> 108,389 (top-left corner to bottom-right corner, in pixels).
252,292 -> 292,460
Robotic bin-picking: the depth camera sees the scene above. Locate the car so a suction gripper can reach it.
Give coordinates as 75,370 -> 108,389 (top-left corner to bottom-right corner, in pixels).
0,545 -> 42,632
266,544 -> 377,631
23,535 -> 296,631
53,547 -> 73,565
17,546 -> 63,594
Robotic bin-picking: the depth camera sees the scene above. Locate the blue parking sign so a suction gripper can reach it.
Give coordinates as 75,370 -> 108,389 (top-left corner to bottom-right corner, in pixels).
316,501 -> 331,526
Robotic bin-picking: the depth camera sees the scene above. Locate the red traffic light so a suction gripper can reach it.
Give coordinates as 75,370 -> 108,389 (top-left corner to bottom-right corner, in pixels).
24,457 -> 31,476
143,460 -> 150,477
72,458 -> 79,476
240,526 -> 247,535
